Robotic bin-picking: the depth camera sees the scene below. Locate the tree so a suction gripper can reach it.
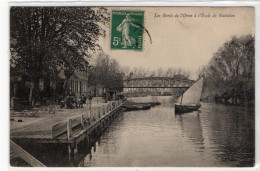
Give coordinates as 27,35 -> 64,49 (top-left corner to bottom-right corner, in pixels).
88,53 -> 124,101
199,35 -> 255,105
10,7 -> 109,103
156,68 -> 164,77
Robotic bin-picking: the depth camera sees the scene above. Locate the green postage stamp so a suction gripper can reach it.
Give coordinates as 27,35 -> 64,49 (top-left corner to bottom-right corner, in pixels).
110,10 -> 144,51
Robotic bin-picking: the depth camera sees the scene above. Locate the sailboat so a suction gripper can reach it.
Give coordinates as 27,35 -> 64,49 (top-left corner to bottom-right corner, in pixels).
175,77 -> 204,114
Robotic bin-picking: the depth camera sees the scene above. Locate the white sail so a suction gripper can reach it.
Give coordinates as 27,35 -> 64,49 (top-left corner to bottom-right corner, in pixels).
177,77 -> 203,105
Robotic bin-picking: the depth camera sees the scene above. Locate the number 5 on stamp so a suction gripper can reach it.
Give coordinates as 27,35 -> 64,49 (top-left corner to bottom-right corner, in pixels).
111,10 -> 144,51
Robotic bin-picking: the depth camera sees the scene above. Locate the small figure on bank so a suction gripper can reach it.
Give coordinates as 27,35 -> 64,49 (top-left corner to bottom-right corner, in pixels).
81,94 -> 86,107
65,94 -> 74,109
83,95 -> 87,105
59,95 -> 65,108
78,95 -> 83,108
88,93 -> 93,109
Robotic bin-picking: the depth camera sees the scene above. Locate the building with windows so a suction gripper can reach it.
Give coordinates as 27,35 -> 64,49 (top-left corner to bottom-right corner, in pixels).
68,62 -> 89,99
10,60 -> 90,109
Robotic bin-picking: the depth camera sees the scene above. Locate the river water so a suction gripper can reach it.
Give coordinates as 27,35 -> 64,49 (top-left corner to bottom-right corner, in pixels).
34,96 -> 255,167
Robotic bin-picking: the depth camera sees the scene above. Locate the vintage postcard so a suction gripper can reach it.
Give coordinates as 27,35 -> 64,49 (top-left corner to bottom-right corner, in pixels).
9,6 -> 255,168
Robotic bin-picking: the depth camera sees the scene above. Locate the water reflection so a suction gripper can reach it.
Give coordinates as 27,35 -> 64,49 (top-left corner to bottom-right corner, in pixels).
175,112 -> 205,152
27,96 -> 254,167
200,103 -> 255,167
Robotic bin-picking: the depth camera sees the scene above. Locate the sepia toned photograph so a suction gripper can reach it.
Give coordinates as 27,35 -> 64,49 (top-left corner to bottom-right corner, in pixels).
9,6 -> 255,167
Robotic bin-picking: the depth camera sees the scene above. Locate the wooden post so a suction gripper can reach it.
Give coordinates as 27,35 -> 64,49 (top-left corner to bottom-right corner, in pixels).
88,110 -> 91,119
93,142 -> 96,152
95,108 -> 97,120
81,115 -> 84,128
91,109 -> 94,121
97,107 -> 100,118
67,119 -> 72,140
96,108 -> 99,119
74,143 -> 78,155
103,120 -> 105,129
89,110 -> 91,121
93,108 -> 97,120
95,128 -> 99,137
98,108 -> 100,118
86,134 -> 90,148
68,144 -> 72,155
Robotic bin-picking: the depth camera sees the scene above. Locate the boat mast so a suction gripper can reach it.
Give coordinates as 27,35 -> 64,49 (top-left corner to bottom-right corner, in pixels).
180,91 -> 184,105
198,77 -> 204,105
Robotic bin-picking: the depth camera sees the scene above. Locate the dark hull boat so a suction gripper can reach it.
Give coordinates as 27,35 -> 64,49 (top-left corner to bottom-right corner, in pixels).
123,102 -> 151,111
175,104 -> 201,114
175,77 -> 203,114
154,102 -> 161,105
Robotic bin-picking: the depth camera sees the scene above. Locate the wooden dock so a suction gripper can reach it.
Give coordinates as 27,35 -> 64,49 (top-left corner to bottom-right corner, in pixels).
11,100 -> 126,158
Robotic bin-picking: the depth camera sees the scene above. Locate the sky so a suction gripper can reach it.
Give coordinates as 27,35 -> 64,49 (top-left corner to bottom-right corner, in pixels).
96,7 -> 254,79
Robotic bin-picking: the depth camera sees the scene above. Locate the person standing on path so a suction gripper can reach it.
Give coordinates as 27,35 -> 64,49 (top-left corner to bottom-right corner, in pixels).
88,93 -> 93,109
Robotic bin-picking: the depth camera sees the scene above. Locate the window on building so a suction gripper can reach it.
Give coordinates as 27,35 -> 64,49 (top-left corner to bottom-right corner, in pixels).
70,79 -> 73,92
76,80 -> 79,92
74,80 -> 76,93
79,81 -> 81,93
78,81 -> 80,93
72,80 -> 75,92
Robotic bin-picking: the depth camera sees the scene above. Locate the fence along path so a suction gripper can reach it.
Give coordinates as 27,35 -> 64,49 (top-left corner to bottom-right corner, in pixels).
10,100 -> 123,139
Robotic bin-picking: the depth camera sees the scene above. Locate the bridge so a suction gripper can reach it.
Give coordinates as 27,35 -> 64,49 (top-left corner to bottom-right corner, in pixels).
123,77 -> 195,96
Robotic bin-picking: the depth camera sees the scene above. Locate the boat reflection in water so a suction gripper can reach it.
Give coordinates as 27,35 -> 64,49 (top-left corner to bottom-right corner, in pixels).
175,102 -> 255,167
175,111 -> 205,152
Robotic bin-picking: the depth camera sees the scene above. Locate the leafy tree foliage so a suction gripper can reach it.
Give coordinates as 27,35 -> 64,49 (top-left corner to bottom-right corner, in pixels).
10,7 -> 109,103
199,35 -> 254,105
88,53 -> 124,97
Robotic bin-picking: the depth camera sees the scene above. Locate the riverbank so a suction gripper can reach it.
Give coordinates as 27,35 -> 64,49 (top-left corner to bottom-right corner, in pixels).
10,98 -> 126,166
10,97 -> 106,130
